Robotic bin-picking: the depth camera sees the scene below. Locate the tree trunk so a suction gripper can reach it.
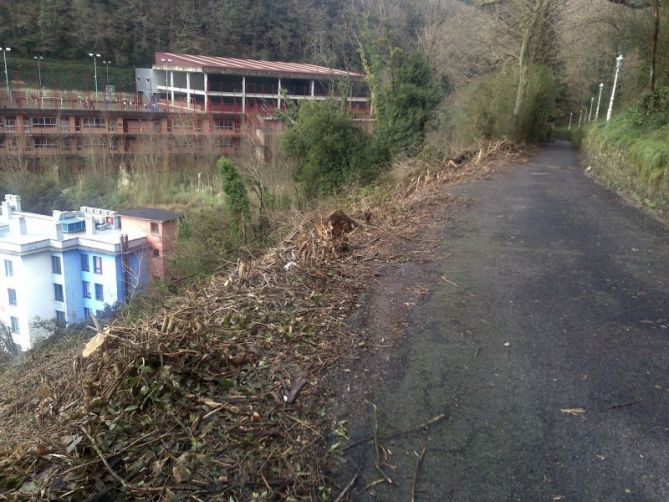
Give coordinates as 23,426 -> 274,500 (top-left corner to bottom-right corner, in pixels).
513,0 -> 551,119
513,28 -> 531,118
649,0 -> 660,92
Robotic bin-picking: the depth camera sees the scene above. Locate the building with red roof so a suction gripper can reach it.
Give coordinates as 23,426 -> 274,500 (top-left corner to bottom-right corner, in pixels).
147,52 -> 369,114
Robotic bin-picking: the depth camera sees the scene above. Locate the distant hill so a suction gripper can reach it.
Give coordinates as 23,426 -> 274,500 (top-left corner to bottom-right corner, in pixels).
0,0 -> 419,71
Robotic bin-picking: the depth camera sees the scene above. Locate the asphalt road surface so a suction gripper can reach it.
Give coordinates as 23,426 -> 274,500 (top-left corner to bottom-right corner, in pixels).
336,141 -> 669,501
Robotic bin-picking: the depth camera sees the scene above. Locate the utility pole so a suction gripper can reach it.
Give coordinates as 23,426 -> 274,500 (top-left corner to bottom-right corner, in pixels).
595,83 -> 604,120
607,55 -> 624,122
2,47 -> 11,100
88,52 -> 101,100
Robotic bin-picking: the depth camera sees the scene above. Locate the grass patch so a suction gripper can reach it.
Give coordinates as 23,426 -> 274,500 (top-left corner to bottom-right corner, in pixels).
580,90 -> 669,217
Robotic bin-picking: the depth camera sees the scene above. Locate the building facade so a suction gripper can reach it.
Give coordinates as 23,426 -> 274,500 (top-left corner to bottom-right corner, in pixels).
120,208 -> 180,280
0,194 -> 180,350
147,52 -> 369,114
0,53 -> 369,163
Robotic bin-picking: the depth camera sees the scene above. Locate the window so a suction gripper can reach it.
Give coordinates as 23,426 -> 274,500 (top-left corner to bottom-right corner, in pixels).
4,117 -> 16,132
34,137 -> 60,149
83,281 -> 91,298
4,260 -> 13,278
52,255 -> 62,274
54,283 -> 64,302
153,249 -> 160,257
10,316 -> 19,333
82,117 -> 106,128
81,254 -> 90,272
32,117 -> 57,128
214,119 -> 238,131
62,220 -> 85,233
150,222 -> 159,234
84,307 -> 91,319
93,256 -> 102,274
95,283 -> 104,302
7,288 -> 16,306
55,310 -> 66,323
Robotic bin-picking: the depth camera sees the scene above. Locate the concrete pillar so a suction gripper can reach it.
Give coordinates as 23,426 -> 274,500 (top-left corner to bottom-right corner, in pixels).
310,80 -> 315,98
170,71 -> 174,104
242,76 -> 246,113
204,72 -> 208,112
186,72 -> 191,110
277,78 -> 281,108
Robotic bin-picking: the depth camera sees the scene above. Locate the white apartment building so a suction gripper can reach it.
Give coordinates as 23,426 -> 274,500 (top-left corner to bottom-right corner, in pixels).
0,195 -> 149,350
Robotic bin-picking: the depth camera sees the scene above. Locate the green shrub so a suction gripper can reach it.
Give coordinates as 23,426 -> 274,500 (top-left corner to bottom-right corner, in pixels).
282,100 -> 375,199
218,157 -> 251,241
374,50 -> 444,156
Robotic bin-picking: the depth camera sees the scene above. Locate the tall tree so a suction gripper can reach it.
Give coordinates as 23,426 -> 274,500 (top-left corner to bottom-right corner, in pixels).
606,0 -> 661,92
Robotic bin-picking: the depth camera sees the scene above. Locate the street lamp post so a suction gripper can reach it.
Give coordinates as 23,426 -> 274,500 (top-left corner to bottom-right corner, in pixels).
1,47 -> 11,100
588,97 -> 594,121
595,83 -> 604,120
88,52 -> 101,100
607,55 -> 624,122
33,56 -> 44,92
160,57 -> 172,104
102,60 -> 111,87
568,112 -> 573,130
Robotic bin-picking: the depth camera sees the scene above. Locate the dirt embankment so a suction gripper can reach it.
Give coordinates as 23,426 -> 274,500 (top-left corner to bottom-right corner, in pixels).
0,142 -> 520,500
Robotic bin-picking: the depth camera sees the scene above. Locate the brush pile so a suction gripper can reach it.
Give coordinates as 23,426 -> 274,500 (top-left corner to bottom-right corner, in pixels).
0,141 -> 521,499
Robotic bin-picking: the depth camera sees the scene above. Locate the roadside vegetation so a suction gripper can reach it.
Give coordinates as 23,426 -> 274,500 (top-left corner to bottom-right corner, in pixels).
580,87 -> 669,216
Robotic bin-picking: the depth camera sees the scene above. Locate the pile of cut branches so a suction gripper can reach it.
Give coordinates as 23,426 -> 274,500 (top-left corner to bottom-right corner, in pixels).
0,141 -> 522,499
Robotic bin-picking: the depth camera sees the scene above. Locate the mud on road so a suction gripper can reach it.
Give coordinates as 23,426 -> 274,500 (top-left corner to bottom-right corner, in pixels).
329,141 -> 669,501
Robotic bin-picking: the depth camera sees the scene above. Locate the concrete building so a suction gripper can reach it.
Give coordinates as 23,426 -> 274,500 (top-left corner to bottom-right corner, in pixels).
0,195 -> 180,350
120,208 -> 181,280
147,52 -> 369,114
0,54 -> 369,163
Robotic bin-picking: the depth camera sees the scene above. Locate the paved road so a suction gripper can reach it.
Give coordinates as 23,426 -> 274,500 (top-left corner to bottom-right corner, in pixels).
336,141 -> 669,501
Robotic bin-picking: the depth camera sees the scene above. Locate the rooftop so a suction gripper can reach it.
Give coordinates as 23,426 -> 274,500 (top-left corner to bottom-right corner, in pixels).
154,52 -> 365,80
120,208 -> 183,222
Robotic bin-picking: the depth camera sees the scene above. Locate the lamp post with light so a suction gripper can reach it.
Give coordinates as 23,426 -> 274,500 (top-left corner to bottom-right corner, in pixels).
160,57 -> 172,103
88,52 -> 101,100
1,47 -> 11,100
102,60 -> 111,87
607,55 -> 624,122
33,56 -> 44,91
595,83 -> 604,120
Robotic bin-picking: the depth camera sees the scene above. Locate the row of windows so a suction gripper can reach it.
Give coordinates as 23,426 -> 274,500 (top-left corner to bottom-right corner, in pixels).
8,307 -> 104,332
82,281 -> 104,301
32,117 -> 57,127
50,254 -> 104,275
7,308 -> 103,333
7,282 -> 104,306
